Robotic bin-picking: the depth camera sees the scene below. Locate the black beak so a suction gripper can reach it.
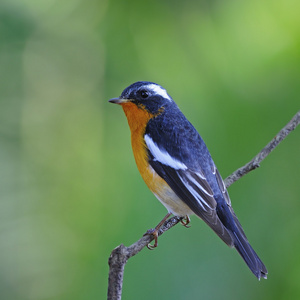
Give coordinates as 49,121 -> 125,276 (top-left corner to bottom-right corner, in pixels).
109,98 -> 131,104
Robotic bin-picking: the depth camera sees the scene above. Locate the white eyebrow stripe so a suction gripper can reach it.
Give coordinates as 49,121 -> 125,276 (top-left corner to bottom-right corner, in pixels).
146,84 -> 172,101
145,134 -> 187,170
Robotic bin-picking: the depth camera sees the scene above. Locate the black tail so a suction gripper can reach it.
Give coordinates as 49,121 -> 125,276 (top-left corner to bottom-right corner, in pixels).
233,230 -> 268,280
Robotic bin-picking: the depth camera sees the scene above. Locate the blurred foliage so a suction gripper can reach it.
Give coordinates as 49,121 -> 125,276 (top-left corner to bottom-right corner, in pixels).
0,0 -> 299,299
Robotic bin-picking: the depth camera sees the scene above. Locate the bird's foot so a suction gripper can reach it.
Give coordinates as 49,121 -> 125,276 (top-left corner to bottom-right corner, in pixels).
143,212 -> 172,250
180,216 -> 191,228
143,228 -> 159,250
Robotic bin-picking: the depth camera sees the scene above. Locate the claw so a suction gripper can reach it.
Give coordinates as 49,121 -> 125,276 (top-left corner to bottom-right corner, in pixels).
144,228 -> 159,249
143,212 -> 172,250
180,216 -> 191,228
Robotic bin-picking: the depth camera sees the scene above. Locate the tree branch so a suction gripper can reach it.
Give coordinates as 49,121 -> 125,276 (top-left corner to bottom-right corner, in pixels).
224,111 -> 300,188
107,111 -> 300,300
107,216 -> 182,300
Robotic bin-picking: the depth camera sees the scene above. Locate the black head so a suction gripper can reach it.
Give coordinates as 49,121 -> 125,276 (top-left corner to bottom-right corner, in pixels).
109,81 -> 173,114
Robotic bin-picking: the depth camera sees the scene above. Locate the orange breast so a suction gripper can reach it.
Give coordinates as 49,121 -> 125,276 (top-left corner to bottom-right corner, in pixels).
120,102 -> 194,216
121,102 -> 166,194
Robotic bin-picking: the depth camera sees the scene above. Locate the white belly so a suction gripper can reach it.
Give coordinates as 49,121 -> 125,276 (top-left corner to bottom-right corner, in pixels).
150,172 -> 194,217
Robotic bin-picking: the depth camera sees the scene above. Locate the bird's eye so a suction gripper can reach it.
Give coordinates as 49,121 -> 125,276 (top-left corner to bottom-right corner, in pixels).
140,90 -> 149,99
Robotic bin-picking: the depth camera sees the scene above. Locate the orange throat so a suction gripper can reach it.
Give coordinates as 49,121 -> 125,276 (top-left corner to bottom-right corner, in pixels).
121,102 -> 153,172
120,102 -> 162,192
119,102 -> 192,216
121,102 -> 154,134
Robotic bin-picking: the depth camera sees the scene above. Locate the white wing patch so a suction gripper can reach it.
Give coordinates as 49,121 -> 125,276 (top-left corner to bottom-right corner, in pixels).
146,84 -> 172,101
145,134 -> 187,170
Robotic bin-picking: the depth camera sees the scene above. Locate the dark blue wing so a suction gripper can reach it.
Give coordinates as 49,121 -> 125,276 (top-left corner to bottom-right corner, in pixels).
144,109 -> 267,279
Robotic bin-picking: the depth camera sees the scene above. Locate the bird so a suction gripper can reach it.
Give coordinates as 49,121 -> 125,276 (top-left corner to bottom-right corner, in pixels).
109,81 -> 267,280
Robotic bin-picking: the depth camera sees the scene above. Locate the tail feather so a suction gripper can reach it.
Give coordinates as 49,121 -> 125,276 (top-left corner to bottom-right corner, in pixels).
233,231 -> 267,280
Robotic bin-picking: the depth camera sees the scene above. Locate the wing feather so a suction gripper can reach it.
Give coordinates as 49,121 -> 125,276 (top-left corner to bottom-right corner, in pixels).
215,168 -> 247,239
148,157 -> 234,246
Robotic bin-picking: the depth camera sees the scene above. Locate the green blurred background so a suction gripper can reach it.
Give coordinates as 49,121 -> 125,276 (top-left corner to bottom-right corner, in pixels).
1,0 -> 300,299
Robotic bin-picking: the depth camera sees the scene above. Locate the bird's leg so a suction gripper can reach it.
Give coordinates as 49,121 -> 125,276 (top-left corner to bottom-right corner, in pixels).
180,215 -> 191,228
144,212 -> 172,250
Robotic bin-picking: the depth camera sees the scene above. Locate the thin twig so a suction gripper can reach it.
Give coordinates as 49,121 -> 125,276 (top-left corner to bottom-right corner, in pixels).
224,111 -> 300,188
107,111 -> 300,300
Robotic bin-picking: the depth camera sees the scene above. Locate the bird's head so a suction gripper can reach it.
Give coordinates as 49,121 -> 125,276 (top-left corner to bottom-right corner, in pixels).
109,81 -> 173,115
